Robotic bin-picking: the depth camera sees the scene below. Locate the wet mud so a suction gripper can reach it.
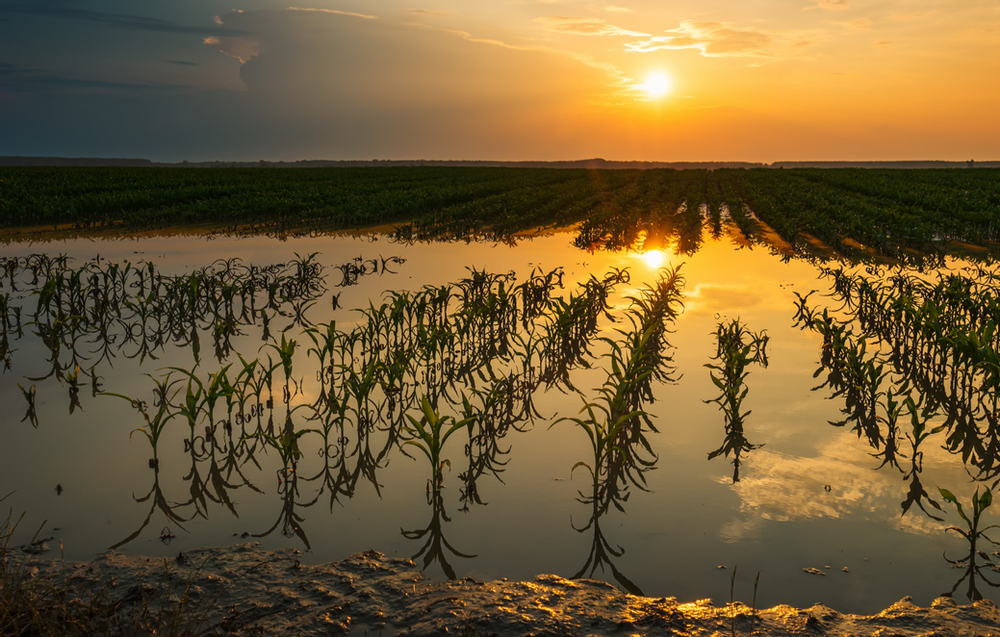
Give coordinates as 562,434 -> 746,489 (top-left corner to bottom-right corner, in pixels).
13,543 -> 1000,636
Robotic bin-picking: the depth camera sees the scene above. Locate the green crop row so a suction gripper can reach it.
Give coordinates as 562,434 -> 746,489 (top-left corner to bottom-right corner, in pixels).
2,167 -> 998,256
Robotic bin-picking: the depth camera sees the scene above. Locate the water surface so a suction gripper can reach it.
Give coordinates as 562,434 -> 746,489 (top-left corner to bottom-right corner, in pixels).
1,225 -> 995,614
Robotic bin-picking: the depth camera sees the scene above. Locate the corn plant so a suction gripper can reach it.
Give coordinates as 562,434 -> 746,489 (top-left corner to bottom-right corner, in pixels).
103,374 -> 181,463
706,319 -> 769,483
401,396 -> 476,489
17,383 -> 38,428
939,486 -> 1000,601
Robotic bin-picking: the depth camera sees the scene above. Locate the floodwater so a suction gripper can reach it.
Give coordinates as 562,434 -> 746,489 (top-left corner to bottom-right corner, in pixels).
1,223 -> 996,615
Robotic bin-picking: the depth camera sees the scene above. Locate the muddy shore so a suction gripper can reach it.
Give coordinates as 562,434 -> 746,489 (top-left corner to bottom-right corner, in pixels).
9,543 -> 1000,636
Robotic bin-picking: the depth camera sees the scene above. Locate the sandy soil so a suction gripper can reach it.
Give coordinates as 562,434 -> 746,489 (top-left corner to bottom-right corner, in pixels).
12,543 -> 1000,636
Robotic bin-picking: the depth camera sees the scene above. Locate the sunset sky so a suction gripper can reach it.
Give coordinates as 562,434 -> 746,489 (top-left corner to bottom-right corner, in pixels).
1,0 -> 997,162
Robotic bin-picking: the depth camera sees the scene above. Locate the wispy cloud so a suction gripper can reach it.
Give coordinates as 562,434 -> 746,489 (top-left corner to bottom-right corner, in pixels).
723,434 -> 950,539
165,60 -> 200,66
409,21 -> 625,80
0,62 -> 185,93
602,5 -> 632,12
536,16 -> 648,37
840,18 -> 873,32
203,33 -> 259,64
625,21 -> 774,57
810,0 -> 850,10
406,8 -> 454,17
0,4 -> 251,36
211,7 -> 379,65
875,39 -> 892,48
285,7 -> 377,19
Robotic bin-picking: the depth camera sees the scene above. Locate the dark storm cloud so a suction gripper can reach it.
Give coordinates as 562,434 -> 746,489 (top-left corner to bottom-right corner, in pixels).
0,4 -> 252,36
0,61 -> 185,92
2,8 -> 615,161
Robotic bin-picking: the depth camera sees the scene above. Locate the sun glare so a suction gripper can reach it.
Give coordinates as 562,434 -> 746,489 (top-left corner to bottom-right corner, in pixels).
643,72 -> 672,99
640,249 -> 666,269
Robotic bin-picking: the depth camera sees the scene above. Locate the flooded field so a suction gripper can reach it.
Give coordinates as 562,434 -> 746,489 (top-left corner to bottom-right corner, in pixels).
2,218 -> 1000,616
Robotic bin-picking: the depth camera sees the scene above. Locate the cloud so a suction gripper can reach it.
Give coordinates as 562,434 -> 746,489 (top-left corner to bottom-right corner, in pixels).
812,0 -> 850,10
205,7 -> 379,63
0,62 -> 186,93
164,60 -> 200,66
0,4 -> 251,36
408,22 -> 626,82
875,39 -> 892,48
602,5 -> 632,12
406,9 -> 453,17
285,7 -> 377,19
721,430 -> 977,541
625,21 -> 774,57
203,34 -> 260,64
536,16 -> 649,37
190,8 -> 621,158
685,283 -> 764,316
842,18 -> 873,31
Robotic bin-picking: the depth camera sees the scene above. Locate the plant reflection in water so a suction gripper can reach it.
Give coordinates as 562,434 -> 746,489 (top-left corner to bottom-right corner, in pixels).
799,261 -> 1000,602
705,319 -> 768,483
560,267 -> 685,594
96,261 -> 680,578
10,211 -> 1000,606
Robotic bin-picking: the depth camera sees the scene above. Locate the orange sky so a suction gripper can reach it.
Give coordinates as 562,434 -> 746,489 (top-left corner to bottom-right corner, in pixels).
2,0 -> 998,161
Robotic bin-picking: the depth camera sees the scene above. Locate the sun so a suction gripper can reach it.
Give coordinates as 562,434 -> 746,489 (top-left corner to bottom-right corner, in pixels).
640,249 -> 666,269
642,72 -> 672,99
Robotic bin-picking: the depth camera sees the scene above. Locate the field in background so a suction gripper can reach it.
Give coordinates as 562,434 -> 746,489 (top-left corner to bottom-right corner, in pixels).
3,167 -> 1000,259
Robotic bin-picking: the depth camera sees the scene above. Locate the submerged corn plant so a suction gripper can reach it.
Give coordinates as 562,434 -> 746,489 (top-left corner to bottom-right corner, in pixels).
18,383 -> 37,428
938,486 -> 1000,601
35,260 -> 658,554
0,253 -> 330,376
559,323 -> 667,519
103,373 -> 181,465
401,396 -> 476,490
706,319 -> 769,483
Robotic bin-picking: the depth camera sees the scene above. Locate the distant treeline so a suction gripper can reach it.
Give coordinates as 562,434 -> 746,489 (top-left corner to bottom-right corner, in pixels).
2,156 -> 999,169
1,166 -> 999,259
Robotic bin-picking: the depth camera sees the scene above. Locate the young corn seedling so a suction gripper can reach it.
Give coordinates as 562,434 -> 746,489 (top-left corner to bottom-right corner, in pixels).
938,486 -> 1000,600
103,374 -> 181,467
401,396 -> 476,490
706,319 -> 769,483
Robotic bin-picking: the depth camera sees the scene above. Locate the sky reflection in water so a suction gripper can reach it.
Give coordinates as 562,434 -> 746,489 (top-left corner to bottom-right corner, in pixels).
1,225 -> 997,615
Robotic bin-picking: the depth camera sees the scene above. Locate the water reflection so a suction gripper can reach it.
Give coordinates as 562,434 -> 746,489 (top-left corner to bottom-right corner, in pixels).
939,488 -> 1000,602
559,267 -> 685,595
0,252 -> 415,379
111,461 -> 192,551
87,262 -> 689,572
7,215 -> 1000,609
797,260 -> 1000,602
403,486 -> 476,580
705,319 -> 769,483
